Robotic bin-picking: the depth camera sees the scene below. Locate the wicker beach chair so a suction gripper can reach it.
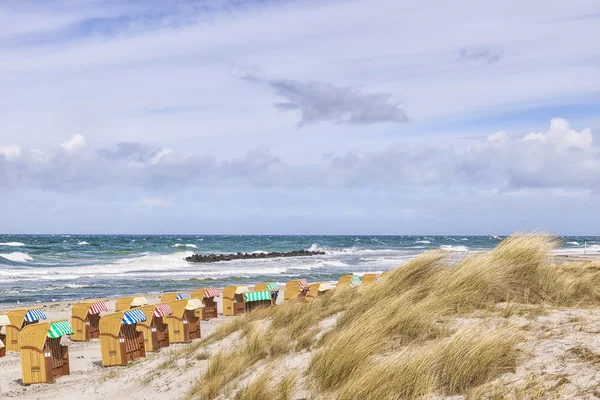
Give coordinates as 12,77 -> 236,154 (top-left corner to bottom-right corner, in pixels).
284,279 -> 310,302
306,282 -> 334,300
160,292 -> 190,303
114,296 -> 148,312
99,309 -> 147,366
5,308 -> 47,352
20,320 -> 73,384
136,304 -> 172,352
164,299 -> 203,343
222,286 -> 250,316
191,288 -> 220,320
71,300 -> 108,341
361,273 -> 380,286
336,275 -> 361,288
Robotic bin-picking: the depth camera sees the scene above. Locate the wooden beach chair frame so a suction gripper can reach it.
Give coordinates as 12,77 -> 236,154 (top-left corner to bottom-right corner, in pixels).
222,286 -> 250,316
361,273 -> 380,286
5,308 -> 47,352
284,280 -> 310,302
164,299 -> 202,343
20,321 -> 72,384
71,300 -> 108,342
114,296 -> 148,312
99,310 -> 147,367
306,282 -> 334,300
137,304 -> 171,352
191,288 -> 220,320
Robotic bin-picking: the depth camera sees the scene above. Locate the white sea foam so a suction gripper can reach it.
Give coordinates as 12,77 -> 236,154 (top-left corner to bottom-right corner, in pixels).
172,243 -> 197,248
440,245 -> 469,252
0,242 -> 25,247
0,252 -> 33,262
460,238 -> 469,241
566,242 -> 580,246
415,240 -> 431,244
78,241 -> 90,245
251,250 -> 268,254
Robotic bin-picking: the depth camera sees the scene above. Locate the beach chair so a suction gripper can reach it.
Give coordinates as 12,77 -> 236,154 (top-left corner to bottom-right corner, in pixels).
243,289 -> 276,312
137,304 -> 172,352
99,309 -> 147,366
5,308 -> 47,352
0,313 -> 9,357
191,288 -> 220,320
114,296 -> 148,312
71,300 -> 108,341
160,292 -> 190,303
253,283 -> 279,305
362,273 -> 380,286
20,320 -> 73,384
284,279 -> 310,302
337,275 -> 361,288
306,282 -> 334,300
222,286 -> 250,316
164,298 -> 203,343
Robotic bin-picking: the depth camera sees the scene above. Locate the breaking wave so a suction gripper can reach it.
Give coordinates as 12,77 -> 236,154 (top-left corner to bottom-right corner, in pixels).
0,252 -> 33,262
0,242 -> 25,247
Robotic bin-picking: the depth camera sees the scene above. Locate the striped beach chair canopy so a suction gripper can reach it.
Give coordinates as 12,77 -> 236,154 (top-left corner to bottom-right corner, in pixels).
47,320 -> 74,339
153,304 -> 173,318
122,309 -> 147,325
25,309 -> 47,323
89,301 -> 109,315
350,275 -> 361,287
234,286 -> 250,295
203,288 -> 220,298
244,290 -> 271,302
298,279 -> 309,291
0,314 -> 10,326
176,293 -> 190,300
265,283 -> 278,291
185,298 -> 204,311
131,297 -> 148,307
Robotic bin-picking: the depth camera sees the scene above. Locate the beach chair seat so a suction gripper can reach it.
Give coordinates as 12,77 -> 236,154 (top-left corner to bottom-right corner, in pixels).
137,304 -> 173,352
191,288 -> 220,320
284,279 -> 310,302
165,299 -> 203,343
5,308 -> 48,352
20,320 -> 73,384
100,309 -> 147,366
222,286 -> 250,316
71,300 -> 108,341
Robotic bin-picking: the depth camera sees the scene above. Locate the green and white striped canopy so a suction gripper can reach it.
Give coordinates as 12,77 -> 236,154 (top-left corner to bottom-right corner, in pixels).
244,291 -> 271,302
48,320 -> 74,338
265,283 -> 278,291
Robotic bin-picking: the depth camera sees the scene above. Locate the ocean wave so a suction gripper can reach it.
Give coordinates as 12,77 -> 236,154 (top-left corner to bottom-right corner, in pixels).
460,238 -> 469,241
78,241 -> 90,245
566,242 -> 580,246
172,243 -> 198,249
414,240 -> 431,244
0,242 -> 25,247
440,245 -> 469,252
0,252 -> 33,262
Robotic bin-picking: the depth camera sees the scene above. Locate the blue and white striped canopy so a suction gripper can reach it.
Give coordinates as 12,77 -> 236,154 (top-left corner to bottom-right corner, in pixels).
25,309 -> 47,323
122,309 -> 147,325
176,293 -> 190,300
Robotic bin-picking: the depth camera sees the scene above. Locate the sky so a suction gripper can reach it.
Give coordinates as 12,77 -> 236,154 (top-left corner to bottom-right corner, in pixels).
1,0 -> 600,235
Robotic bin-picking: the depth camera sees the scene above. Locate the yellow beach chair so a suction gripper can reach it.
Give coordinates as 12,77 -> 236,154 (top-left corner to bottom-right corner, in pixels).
136,304 -> 172,352
71,299 -> 108,341
164,298 -> 203,343
362,273 -> 380,286
284,279 -> 310,302
5,308 -> 47,352
0,313 -> 10,357
191,288 -> 220,320
160,292 -> 190,303
222,286 -> 250,316
336,275 -> 361,288
306,282 -> 334,300
20,320 -> 73,384
114,296 -> 148,312
99,309 -> 147,366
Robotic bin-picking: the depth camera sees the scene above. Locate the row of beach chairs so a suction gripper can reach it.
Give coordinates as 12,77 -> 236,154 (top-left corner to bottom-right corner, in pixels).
0,273 -> 381,384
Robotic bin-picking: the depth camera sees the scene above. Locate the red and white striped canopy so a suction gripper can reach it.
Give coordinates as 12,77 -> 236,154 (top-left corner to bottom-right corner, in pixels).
154,304 -> 173,318
203,288 -> 220,298
298,279 -> 309,291
89,301 -> 108,315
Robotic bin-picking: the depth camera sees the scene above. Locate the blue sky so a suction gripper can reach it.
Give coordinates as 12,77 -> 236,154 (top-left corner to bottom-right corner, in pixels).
1,0 -> 600,234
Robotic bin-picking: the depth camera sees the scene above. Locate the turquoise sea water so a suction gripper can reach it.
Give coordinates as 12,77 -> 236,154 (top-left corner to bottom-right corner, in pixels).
0,234 -> 597,305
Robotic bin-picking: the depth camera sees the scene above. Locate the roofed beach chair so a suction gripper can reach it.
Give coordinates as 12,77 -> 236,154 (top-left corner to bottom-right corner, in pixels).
306,282 -> 334,300
336,275 -> 361,288
99,309 -> 147,366
222,286 -> 250,316
361,273 -> 380,286
20,320 -> 73,384
71,299 -> 108,341
254,283 -> 279,305
165,299 -> 203,343
160,292 -> 190,303
284,279 -> 310,302
114,296 -> 148,312
5,308 -> 47,352
191,288 -> 220,320
243,289 -> 275,312
0,313 -> 10,357
137,304 -> 172,352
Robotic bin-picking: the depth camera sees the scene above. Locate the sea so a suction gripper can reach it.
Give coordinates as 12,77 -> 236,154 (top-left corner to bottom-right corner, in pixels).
1,234 -> 598,305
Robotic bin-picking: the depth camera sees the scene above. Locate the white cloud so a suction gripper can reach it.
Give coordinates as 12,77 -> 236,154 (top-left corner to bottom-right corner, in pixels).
0,145 -> 22,160
139,197 -> 170,208
60,134 -> 86,155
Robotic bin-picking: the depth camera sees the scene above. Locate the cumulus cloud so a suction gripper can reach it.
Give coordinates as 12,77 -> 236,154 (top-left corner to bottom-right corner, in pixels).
0,119 -> 598,192
0,145 -> 22,161
456,45 -> 504,64
245,75 -> 408,126
60,134 -> 86,155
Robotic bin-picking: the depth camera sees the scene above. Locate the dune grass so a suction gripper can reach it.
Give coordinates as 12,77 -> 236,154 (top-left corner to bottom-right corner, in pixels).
185,233 -> 600,399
